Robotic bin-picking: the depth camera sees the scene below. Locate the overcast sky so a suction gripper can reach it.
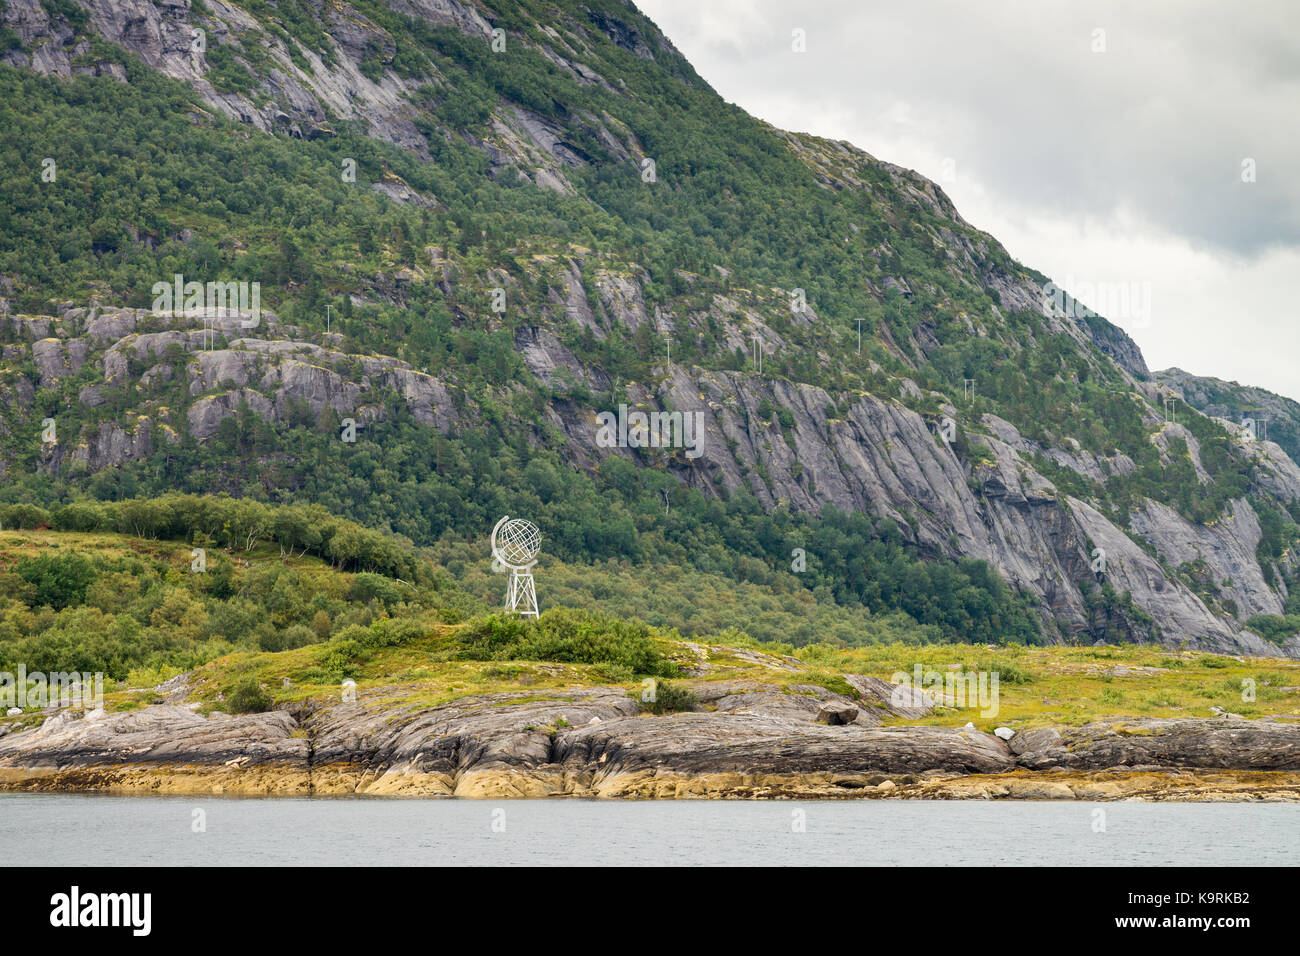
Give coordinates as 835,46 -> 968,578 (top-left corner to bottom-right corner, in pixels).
637,0 -> 1300,401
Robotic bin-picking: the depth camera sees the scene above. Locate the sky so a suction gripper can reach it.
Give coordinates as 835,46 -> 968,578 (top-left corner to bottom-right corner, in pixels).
636,0 -> 1300,401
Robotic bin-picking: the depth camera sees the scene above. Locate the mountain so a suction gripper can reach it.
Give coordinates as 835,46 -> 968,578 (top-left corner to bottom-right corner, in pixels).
3,0 -> 1300,658
1156,367 -> 1300,466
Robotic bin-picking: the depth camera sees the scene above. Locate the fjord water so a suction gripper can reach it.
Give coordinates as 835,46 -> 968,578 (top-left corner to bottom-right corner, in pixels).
2,794 -> 1296,865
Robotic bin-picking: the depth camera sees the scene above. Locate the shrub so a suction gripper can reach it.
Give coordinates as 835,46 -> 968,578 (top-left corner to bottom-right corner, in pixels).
322,637 -> 365,680
637,679 -> 698,715
348,572 -> 408,607
310,610 -> 332,641
2,504 -> 51,530
5,608 -> 143,679
16,552 -> 96,610
51,501 -> 107,532
225,678 -> 272,714
360,617 -> 424,648
809,674 -> 857,697
454,607 -> 673,676
322,619 -> 423,652
592,662 -> 635,683
984,660 -> 1032,685
283,623 -> 317,649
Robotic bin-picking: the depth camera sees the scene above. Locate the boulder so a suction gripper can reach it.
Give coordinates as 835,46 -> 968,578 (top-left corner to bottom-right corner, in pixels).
1009,727 -> 1064,756
815,701 -> 859,725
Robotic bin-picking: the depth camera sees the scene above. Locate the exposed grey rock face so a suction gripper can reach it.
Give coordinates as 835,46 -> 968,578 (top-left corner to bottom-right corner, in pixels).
31,337 -> 89,386
66,418 -> 163,472
0,680 -> 1014,792
843,675 -> 936,720
190,349 -> 260,392
5,313 -> 52,339
380,367 -> 457,430
4,302 -> 458,461
105,330 -> 207,383
556,713 -> 1013,778
271,359 -> 361,417
542,346 -> 1290,655
515,326 -> 609,392
1022,717 -> 1300,772
2,0 -> 616,190
595,269 -> 651,332
188,388 -> 275,439
489,106 -> 586,194
0,704 -> 307,770
83,307 -> 143,344
1130,498 -> 1282,620
1149,422 -> 1211,481
1254,440 -> 1300,507
5,690 -> 1297,798
549,259 -> 604,339
1007,726 -> 1063,760
1076,315 -> 1149,378
388,0 -> 493,36
1158,366 -> 1300,461
1068,498 -> 1239,647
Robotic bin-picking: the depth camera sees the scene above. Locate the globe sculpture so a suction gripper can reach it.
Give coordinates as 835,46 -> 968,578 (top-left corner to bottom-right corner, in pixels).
490,516 -> 540,617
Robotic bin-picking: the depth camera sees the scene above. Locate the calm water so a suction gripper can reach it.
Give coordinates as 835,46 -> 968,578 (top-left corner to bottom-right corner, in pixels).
1,794 -> 1295,865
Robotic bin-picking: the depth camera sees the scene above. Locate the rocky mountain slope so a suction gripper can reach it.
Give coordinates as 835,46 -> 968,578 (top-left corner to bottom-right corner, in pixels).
3,0 -> 1300,656
1157,367 -> 1300,466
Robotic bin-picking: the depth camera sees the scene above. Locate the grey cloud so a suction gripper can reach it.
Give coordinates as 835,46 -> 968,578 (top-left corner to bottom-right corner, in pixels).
638,0 -> 1300,258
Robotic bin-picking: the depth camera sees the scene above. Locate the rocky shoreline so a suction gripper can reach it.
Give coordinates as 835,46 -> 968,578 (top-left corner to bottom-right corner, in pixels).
2,678 -> 1299,801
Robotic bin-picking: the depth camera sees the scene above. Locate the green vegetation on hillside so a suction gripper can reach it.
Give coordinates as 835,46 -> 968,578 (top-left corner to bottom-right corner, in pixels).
0,505 -> 469,679
1,508 -> 1297,729
2,419 -> 1044,644
2,0 -> 1297,654
0,496 -> 1036,687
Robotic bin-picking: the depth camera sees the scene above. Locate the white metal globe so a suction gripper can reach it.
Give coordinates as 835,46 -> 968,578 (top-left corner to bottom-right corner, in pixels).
495,517 -> 541,566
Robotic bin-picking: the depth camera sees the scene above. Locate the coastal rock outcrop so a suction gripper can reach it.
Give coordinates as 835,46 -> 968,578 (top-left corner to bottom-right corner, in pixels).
3,686 -> 1299,800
